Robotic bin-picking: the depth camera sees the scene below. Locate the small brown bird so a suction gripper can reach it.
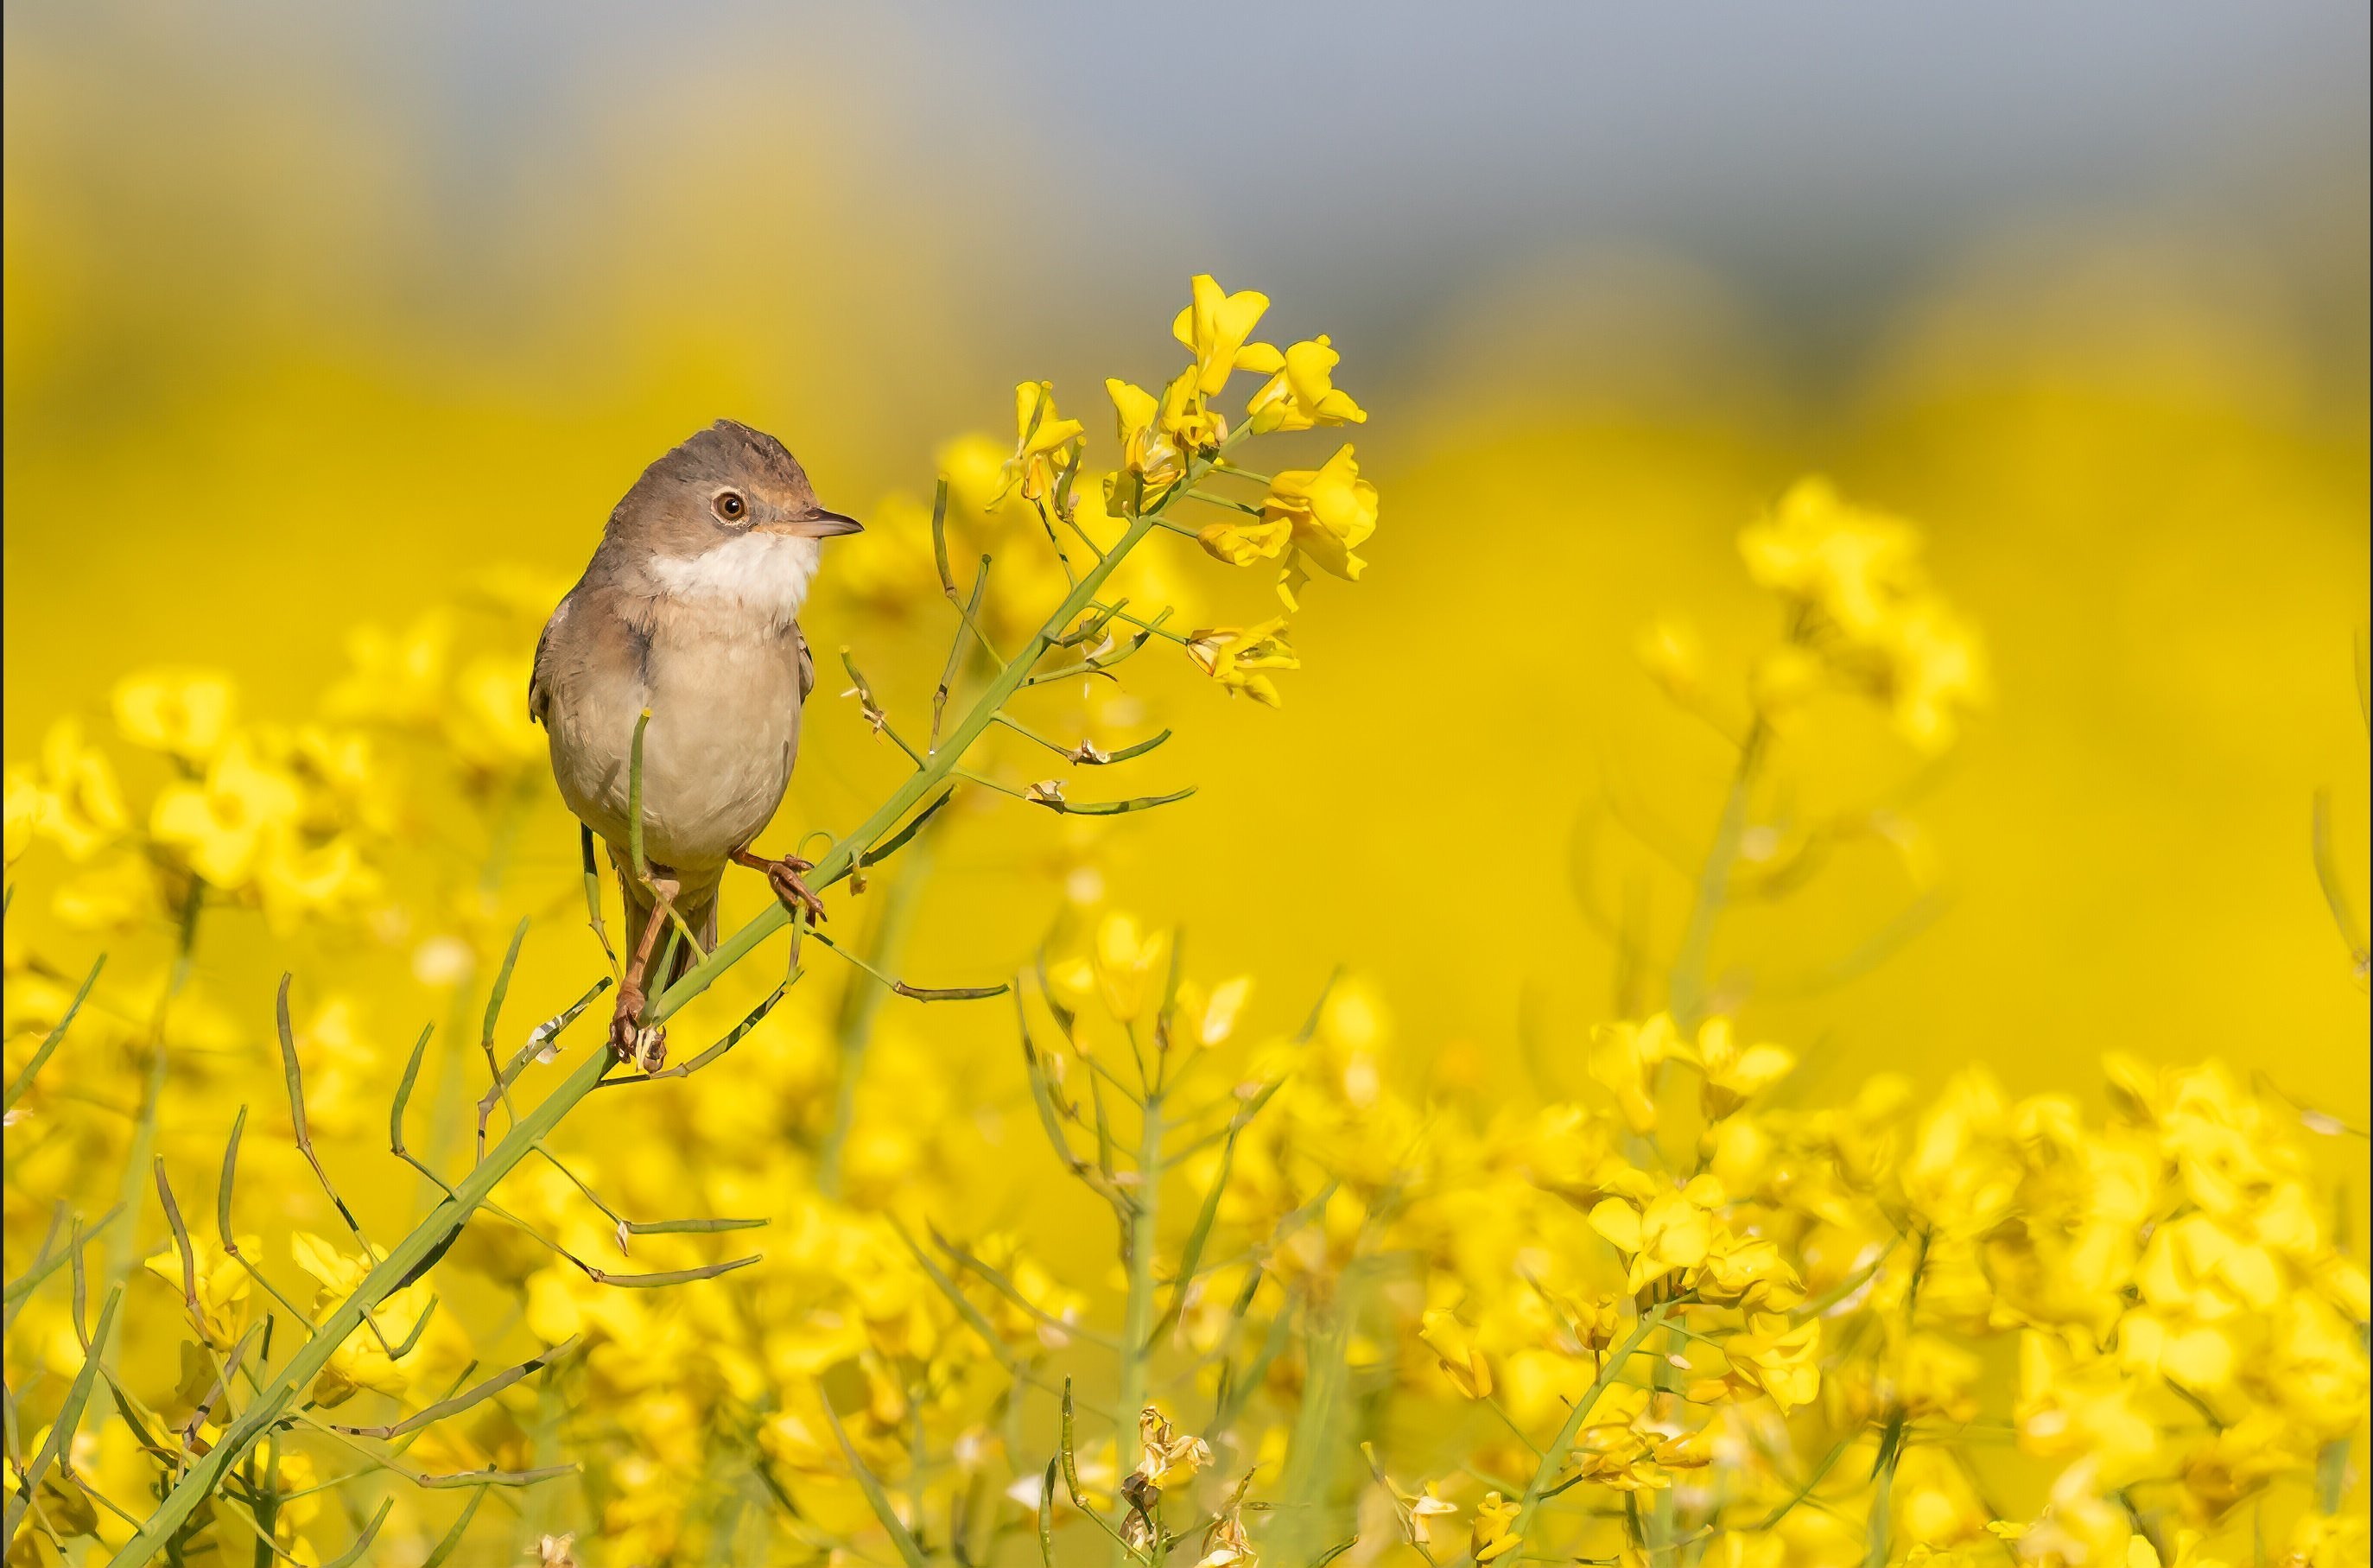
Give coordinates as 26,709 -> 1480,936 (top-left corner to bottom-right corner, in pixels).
530,420 -> 861,1066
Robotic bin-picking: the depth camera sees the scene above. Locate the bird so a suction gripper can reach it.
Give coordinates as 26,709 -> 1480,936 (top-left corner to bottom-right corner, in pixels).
530,419 -> 861,1070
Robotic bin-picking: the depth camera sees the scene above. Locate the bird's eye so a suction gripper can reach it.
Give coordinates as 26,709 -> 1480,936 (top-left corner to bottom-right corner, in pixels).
714,491 -> 748,522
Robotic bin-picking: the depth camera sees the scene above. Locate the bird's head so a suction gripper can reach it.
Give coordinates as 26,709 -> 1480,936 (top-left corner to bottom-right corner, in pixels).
605,419 -> 862,623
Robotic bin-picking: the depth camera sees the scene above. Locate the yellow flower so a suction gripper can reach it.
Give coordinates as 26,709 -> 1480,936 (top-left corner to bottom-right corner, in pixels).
14,1426 -> 98,1541
1245,336 -> 1367,434
2136,1213 -> 2281,1319
1740,479 -> 1923,638
1107,378 -> 1186,503
257,833 -> 380,933
1692,1230 -> 1803,1311
1172,274 -> 1278,397
1894,1447 -> 1989,1549
1256,445 -> 1379,609
291,723 -> 395,835
1894,1332 -> 1983,1424
111,668 -> 235,762
1184,619 -> 1299,707
1587,1013 -> 1681,1133
1006,380 -> 1083,505
1159,365 -> 1232,454
1469,1491 -> 1522,1565
323,611 -> 454,727
2015,1330 -> 2160,1486
443,652 -> 544,782
1680,1017 -> 1795,1120
1092,911 -> 1167,1024
143,1235 -> 259,1349
1171,975 -> 1253,1049
1417,1309 -> 1493,1400
1737,479 -> 1986,752
1589,1178 -> 1719,1293
2268,1290 -> 2369,1439
17,721 -> 130,860
2286,1512 -> 2370,1568
1713,1313 -> 1822,1412
1551,1290 -> 1629,1353
289,1230 -> 430,1406
149,735 -> 301,888
1884,595 -> 1988,752
1572,1422 -> 1667,1494
1194,512 -> 1294,569
1653,1428 -> 1713,1471
3,768 -> 38,865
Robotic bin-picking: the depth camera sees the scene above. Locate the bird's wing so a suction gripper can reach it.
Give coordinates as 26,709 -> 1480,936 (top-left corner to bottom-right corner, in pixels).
528,593 -> 569,727
794,621 -> 815,703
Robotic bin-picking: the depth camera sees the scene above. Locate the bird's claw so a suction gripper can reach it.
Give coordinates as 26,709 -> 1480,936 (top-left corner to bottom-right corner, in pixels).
758,855 -> 828,924
609,984 -> 664,1072
632,1025 -> 667,1074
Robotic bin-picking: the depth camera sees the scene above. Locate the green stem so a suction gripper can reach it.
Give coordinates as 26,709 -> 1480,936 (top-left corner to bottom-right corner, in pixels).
1274,1296 -> 1351,1564
1667,721 -> 1767,1029
106,1045 -> 617,1565
1510,1305 -> 1668,1548
1116,1091 -> 1164,1515
1864,1409 -> 1907,1568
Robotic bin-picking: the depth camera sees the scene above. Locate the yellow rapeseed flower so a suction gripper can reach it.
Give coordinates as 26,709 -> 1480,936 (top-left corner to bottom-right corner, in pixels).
1469,1491 -> 1523,1565
1172,274 -> 1279,397
289,1230 -> 432,1406
1092,911 -> 1167,1024
1245,335 -> 1367,434
19,721 -> 129,861
1588,1176 -> 1721,1294
1417,1308 -> 1493,1400
1107,378 -> 1186,504
1006,380 -> 1083,505
1682,1017 -> 1795,1120
149,735 -> 301,888
111,668 -> 235,763
1184,619 -> 1298,707
143,1235 -> 260,1349
1258,445 -> 1379,610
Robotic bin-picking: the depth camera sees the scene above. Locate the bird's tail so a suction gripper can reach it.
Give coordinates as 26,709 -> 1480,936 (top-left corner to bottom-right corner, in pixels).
614,856 -> 719,994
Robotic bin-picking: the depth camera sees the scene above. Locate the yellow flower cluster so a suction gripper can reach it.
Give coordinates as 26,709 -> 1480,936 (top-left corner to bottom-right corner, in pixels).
3,279 -> 2361,1568
1736,478 -> 1989,752
815,276 -> 1376,713
5,670 -> 390,936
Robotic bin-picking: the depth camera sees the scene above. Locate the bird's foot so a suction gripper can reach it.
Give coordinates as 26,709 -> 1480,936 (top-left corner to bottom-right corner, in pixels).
736,849 -> 828,924
608,983 -> 665,1072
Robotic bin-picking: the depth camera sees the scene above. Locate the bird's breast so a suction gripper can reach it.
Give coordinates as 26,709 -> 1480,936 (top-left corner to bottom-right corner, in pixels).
546,600 -> 808,874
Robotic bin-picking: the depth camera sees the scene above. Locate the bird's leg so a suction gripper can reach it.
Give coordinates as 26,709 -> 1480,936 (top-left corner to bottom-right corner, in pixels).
612,873 -> 679,1072
732,847 -> 828,925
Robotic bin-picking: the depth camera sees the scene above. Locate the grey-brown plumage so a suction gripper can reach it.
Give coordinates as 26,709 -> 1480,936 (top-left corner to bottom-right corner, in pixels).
530,419 -> 861,1065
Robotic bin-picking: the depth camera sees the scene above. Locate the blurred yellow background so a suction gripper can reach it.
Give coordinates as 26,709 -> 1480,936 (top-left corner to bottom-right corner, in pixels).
7,2 -> 2366,1118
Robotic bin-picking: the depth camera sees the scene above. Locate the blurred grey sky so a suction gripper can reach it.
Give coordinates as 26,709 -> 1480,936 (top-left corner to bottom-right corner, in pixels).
6,0 -> 2366,417
333,3 -> 2372,342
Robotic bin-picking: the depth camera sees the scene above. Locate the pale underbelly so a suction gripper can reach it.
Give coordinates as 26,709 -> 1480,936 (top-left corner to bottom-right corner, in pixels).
548,638 -> 804,878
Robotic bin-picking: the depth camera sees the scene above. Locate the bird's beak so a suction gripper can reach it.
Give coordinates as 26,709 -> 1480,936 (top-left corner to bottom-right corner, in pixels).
761,509 -> 864,538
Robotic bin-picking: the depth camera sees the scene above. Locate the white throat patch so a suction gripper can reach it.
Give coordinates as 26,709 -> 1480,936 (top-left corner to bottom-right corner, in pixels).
647,532 -> 819,628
